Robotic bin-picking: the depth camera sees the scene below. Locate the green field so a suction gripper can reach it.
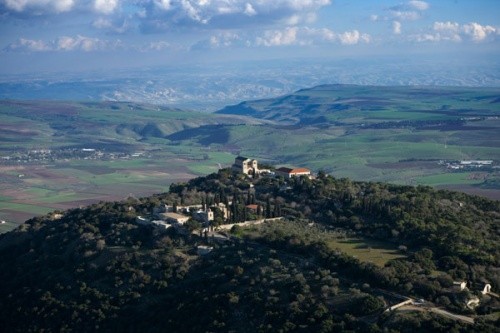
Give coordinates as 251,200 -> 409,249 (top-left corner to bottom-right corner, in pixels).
326,238 -> 407,267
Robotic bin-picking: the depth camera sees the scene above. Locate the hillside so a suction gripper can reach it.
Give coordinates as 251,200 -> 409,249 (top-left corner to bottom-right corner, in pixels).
0,100 -> 264,152
0,169 -> 498,332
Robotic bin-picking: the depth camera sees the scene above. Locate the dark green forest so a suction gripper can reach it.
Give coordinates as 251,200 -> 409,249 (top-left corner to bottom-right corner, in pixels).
0,169 -> 498,332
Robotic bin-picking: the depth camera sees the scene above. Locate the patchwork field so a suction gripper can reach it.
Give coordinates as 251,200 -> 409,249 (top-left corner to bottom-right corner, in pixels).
1,85 -> 499,231
0,152 -> 235,228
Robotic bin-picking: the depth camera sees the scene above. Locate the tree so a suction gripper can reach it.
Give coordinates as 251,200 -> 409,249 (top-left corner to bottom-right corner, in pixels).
414,248 -> 436,271
266,198 -> 272,218
212,216 -> 224,230
185,219 -> 201,232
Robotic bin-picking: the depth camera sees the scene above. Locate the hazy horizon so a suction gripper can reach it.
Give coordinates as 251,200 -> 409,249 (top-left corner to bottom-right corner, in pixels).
1,0 -> 499,109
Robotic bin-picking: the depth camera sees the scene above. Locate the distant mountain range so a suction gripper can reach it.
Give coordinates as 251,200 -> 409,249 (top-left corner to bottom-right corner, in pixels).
2,59 -> 499,111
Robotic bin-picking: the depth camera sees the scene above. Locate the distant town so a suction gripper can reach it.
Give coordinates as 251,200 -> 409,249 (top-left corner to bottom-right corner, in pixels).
0,148 -> 149,165
439,159 -> 496,170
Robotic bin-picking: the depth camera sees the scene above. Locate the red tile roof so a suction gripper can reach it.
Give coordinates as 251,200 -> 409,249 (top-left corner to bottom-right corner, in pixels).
290,168 -> 310,174
277,167 -> 310,174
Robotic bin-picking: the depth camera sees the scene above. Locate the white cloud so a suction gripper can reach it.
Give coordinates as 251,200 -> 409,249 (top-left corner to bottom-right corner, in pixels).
412,21 -> 497,43
154,0 -> 172,11
413,33 -> 438,42
408,1 -> 429,11
433,21 -> 460,33
243,3 -> 256,16
179,0 -> 204,23
284,15 -> 301,26
190,31 -> 244,50
54,0 -> 74,12
256,27 -> 298,46
268,0 -> 331,12
388,1 -> 429,22
255,27 -> 370,47
4,35 -> 120,52
463,22 -> 496,42
3,0 -> 75,13
209,32 -> 241,47
140,0 -> 331,31
94,0 -> 118,15
393,21 -> 402,34
5,38 -> 51,52
92,17 -> 130,33
391,10 -> 420,21
1,0 -> 331,33
57,35 -> 105,51
338,30 -> 370,45
314,27 -> 335,41
217,5 -> 238,15
147,40 -> 170,51
429,21 -> 461,41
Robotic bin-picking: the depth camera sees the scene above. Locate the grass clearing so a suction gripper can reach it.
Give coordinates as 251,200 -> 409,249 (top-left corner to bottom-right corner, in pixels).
326,237 -> 407,267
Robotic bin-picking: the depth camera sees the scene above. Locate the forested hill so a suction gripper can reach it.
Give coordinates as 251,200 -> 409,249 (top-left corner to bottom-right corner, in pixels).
0,169 -> 498,332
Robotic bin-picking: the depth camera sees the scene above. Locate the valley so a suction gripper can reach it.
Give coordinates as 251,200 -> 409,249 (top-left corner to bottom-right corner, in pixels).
0,85 -> 499,231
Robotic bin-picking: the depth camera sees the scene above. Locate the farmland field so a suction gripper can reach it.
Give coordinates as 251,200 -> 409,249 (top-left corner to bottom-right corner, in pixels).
1,85 -> 499,231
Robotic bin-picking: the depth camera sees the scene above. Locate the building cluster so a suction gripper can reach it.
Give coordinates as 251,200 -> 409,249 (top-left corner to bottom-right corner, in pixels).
136,202 -> 229,231
0,148 -> 147,165
441,159 -> 494,170
136,156 -> 312,232
231,156 -> 312,178
450,281 -> 498,310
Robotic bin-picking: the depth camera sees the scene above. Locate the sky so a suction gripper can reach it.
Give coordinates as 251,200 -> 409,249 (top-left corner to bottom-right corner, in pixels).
0,0 -> 499,75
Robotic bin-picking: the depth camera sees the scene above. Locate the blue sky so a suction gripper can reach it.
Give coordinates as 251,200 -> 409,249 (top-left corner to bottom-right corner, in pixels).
0,0 -> 499,75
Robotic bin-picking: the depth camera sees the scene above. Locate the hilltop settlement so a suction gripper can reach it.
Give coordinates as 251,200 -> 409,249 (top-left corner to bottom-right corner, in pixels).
134,156 -> 311,234
0,155 -> 498,333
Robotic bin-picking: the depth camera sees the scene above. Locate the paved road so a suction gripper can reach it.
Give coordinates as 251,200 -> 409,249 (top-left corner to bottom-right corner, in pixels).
396,304 -> 474,324
428,307 -> 475,324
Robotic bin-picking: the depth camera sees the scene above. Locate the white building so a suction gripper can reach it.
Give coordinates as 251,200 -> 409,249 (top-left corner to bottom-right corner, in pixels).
232,156 -> 259,175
